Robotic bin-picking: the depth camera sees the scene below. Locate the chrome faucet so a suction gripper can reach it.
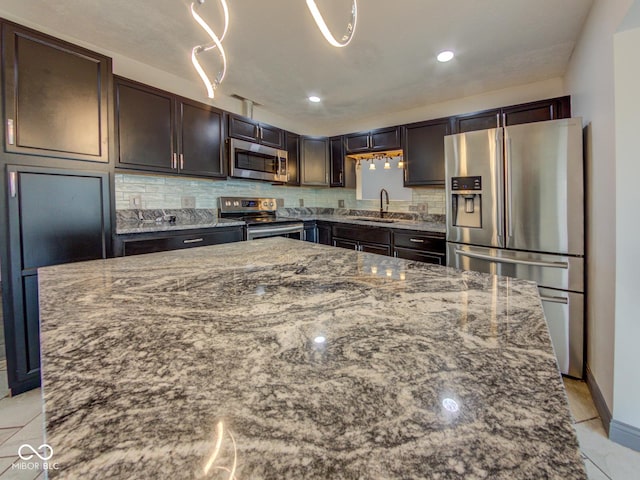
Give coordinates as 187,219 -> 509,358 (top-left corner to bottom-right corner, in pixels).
380,188 -> 389,218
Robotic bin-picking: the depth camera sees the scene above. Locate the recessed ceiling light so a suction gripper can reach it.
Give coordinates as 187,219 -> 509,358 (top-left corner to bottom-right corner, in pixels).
437,50 -> 455,62
308,95 -> 321,103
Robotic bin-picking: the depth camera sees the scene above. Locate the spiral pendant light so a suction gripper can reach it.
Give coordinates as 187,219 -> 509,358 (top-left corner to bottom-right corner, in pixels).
306,0 -> 358,48
190,0 -> 229,99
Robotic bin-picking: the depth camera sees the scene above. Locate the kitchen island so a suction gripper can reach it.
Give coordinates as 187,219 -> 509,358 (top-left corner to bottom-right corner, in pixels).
38,238 -> 586,479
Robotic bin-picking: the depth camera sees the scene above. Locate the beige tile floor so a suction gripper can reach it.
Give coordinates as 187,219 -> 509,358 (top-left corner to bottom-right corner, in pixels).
0,379 -> 638,478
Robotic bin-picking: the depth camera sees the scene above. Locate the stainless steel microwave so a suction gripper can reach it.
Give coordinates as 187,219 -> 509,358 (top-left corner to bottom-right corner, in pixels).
229,138 -> 288,183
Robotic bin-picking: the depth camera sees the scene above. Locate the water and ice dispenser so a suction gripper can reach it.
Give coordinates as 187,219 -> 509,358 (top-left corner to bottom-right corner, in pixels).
450,176 -> 482,228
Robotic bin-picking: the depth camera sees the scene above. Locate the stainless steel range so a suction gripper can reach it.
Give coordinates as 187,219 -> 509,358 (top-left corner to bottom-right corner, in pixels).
218,197 -> 304,240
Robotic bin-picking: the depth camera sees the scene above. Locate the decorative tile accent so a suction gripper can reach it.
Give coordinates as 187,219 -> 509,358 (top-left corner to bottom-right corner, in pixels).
114,174 -> 446,214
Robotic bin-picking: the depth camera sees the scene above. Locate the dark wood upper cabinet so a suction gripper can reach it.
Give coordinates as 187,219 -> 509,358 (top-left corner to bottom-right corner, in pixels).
116,79 -> 175,172
453,109 -> 500,134
403,117 -> 451,186
453,96 -> 571,133
330,136 -> 345,187
330,136 -> 356,188
228,113 -> 284,149
300,136 -> 329,186
179,99 -> 224,177
115,77 -> 224,178
2,23 -> 111,163
285,131 -> 300,186
502,96 -> 571,126
345,126 -> 401,153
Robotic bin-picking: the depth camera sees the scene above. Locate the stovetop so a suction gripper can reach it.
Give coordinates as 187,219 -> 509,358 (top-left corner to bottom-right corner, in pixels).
218,196 -> 302,227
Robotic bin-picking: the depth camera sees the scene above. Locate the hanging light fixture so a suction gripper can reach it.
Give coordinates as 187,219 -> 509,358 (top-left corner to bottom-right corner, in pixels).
397,157 -> 404,168
190,0 -> 229,99
369,159 -> 376,170
384,158 -> 391,169
306,0 -> 358,48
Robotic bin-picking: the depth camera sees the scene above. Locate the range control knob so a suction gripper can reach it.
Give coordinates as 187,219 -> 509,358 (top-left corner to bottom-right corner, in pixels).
225,200 -> 231,206
233,201 -> 240,207
263,201 -> 268,207
269,202 -> 274,207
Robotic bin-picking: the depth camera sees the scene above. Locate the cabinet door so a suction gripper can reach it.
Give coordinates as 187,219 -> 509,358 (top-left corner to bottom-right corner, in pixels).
228,114 -> 259,143
300,136 -> 329,186
330,136 -> 346,187
2,24 -> 110,162
259,124 -> 284,149
116,79 -> 176,172
318,223 -> 332,245
6,166 -> 110,394
179,99 -> 224,178
370,126 -> 401,151
285,132 -> 300,185
345,132 -> 370,153
361,242 -> 391,256
453,108 -> 500,134
404,118 -> 451,186
502,96 -> 571,126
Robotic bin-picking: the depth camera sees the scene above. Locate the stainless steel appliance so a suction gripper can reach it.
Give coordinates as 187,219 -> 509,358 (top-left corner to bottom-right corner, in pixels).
218,196 -> 304,240
229,138 -> 288,183
445,118 -> 584,378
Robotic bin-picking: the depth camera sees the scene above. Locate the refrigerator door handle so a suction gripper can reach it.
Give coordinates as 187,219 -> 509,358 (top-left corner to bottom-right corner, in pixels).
539,294 -> 569,305
505,136 -> 514,240
496,129 -> 505,243
454,249 -> 569,269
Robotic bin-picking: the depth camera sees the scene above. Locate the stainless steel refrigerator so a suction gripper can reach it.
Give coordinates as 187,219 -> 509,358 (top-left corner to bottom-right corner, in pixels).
445,118 -> 584,378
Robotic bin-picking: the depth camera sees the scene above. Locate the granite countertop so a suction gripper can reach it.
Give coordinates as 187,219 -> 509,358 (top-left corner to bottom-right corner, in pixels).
287,214 -> 446,234
38,238 -> 585,479
116,217 -> 245,234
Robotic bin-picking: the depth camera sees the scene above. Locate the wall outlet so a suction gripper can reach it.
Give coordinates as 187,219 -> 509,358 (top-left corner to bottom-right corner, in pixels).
276,198 -> 284,208
299,198 -> 304,207
338,199 -> 345,208
417,203 -> 428,213
181,196 -> 196,208
129,195 -> 142,209
408,205 -> 418,212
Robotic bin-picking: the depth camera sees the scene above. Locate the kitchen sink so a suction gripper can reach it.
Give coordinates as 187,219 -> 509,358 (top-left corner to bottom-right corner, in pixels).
354,218 -> 396,223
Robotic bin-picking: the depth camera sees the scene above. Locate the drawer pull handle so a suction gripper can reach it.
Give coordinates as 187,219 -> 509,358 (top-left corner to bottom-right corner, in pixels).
410,238 -> 424,243
183,238 -> 204,244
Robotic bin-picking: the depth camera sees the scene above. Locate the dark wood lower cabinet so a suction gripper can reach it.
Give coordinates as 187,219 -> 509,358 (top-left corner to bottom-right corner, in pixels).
333,238 -> 358,250
395,247 -> 445,265
317,222 -> 332,245
361,242 -> 391,256
117,227 -> 244,256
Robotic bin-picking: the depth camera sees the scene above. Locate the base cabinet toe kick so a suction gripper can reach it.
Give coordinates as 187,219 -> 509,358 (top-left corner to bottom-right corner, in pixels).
447,243 -> 584,379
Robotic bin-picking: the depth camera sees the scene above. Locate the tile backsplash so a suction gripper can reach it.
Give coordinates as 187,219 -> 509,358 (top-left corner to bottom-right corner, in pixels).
115,173 -> 445,214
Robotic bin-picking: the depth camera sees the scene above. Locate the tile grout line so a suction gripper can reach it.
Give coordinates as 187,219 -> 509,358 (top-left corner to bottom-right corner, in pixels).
576,415 -> 600,424
0,457 -> 19,477
582,452 -> 613,480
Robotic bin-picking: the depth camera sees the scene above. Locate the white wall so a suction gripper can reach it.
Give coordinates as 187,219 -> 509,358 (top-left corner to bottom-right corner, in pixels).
328,78 -> 565,136
613,10 -> 640,432
564,0 -> 633,413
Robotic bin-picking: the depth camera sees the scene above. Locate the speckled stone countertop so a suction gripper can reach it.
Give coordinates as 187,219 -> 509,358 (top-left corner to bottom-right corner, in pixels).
290,214 -> 446,234
38,239 -> 585,479
117,217 -> 244,234
116,208 -> 244,234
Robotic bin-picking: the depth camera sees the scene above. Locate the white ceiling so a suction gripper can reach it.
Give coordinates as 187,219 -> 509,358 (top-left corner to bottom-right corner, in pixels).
0,0 -> 594,132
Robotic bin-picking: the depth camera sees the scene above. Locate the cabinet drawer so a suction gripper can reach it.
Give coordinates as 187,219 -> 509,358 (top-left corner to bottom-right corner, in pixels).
333,225 -> 391,244
395,247 -> 445,265
393,231 -> 445,252
122,228 -> 243,256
